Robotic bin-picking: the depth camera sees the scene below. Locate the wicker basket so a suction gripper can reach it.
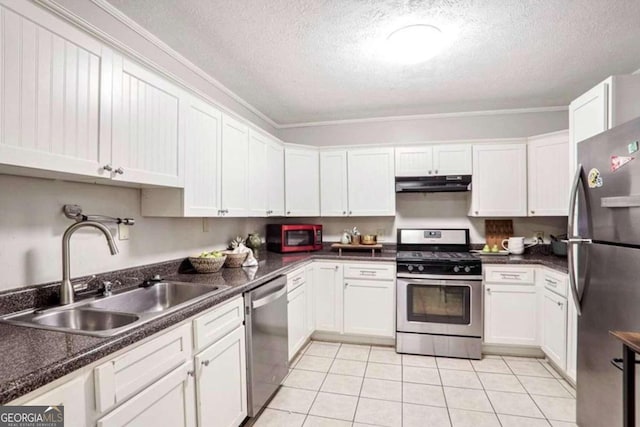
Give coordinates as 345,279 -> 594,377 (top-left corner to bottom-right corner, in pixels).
223,251 -> 248,268
188,255 -> 226,273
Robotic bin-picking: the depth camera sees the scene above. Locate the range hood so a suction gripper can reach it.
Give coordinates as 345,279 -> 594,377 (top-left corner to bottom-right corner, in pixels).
395,175 -> 472,193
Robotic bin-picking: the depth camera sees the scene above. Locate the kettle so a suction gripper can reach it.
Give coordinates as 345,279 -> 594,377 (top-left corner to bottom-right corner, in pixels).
340,230 -> 352,245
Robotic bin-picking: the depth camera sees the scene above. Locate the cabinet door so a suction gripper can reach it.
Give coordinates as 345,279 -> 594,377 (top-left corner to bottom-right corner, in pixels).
566,292 -> 578,382
320,150 -> 348,216
285,147 -> 320,216
97,363 -> 196,427
528,132 -> 570,216
25,373 -> 93,427
471,144 -> 527,217
542,289 -> 568,371
395,146 -> 433,176
433,144 -> 472,175
266,140 -> 285,216
305,264 -> 315,338
313,263 -> 343,333
343,279 -> 395,337
347,148 -> 395,216
248,130 -> 268,216
112,55 -> 184,187
195,326 -> 247,427
0,1 -> 110,177
183,96 -> 222,216
569,82 -> 608,171
220,114 -> 249,216
288,285 -> 308,360
484,285 -> 538,346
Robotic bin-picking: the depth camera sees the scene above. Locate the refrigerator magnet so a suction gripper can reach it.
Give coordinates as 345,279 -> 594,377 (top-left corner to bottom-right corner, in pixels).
628,140 -> 639,154
588,168 -> 603,188
610,155 -> 634,172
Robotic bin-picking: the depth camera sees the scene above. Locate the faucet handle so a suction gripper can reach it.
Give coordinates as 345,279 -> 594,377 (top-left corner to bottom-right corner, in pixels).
72,274 -> 97,292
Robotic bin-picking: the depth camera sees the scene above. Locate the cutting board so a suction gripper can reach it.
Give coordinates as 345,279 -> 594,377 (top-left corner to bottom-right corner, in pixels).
484,219 -> 514,249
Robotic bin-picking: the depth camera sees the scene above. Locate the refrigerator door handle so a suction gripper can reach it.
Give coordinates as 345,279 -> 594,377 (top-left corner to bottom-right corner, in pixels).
567,164 -> 591,316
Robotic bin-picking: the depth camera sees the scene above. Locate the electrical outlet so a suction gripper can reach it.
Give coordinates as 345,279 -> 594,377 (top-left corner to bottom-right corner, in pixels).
118,223 -> 130,241
533,231 -> 544,241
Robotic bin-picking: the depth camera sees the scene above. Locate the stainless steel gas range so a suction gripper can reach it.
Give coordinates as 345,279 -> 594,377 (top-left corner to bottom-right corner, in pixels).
395,228 -> 483,359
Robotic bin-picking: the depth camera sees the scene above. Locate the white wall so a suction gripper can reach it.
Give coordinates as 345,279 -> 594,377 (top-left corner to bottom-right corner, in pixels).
277,109 -> 568,146
287,192 -> 566,244
0,174 -> 265,292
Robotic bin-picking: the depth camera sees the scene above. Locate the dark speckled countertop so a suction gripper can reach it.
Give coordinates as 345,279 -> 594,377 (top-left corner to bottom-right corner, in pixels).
0,244 -> 565,403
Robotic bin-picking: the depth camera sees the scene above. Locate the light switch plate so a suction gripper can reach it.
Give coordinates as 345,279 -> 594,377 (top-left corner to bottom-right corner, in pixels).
118,223 -> 130,240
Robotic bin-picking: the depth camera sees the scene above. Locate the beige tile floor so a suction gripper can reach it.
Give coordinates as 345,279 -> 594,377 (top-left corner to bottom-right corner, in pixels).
253,341 -> 577,427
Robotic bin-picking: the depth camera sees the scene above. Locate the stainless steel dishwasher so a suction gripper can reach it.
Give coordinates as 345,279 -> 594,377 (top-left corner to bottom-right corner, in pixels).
244,275 -> 288,418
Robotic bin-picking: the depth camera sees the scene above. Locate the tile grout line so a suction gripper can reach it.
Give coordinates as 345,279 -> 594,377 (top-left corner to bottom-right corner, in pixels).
351,344 -> 371,425
304,341 -> 341,425
433,358 -> 454,427
471,356 -> 504,427
502,355 -> 554,426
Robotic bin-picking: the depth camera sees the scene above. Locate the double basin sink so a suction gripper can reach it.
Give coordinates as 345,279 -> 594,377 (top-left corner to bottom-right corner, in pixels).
1,281 -> 230,337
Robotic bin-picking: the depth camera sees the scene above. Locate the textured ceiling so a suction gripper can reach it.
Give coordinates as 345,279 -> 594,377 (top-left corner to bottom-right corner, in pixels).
106,0 -> 640,125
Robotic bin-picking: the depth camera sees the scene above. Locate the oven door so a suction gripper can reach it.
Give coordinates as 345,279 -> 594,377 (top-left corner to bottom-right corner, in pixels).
397,278 -> 482,337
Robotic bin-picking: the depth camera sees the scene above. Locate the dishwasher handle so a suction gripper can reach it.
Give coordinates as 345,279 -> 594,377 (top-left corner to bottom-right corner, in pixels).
252,285 -> 287,309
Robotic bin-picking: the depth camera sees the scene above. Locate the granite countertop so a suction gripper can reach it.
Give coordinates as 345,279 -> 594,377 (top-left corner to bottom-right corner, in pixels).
478,252 -> 568,273
0,244 -> 565,403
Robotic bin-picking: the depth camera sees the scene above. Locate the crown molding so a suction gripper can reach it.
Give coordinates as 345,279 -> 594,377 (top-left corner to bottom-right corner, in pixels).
277,106 -> 569,129
33,0 -> 280,131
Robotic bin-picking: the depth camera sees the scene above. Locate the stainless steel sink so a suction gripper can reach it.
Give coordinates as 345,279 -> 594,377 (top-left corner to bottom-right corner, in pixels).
30,309 -> 139,331
1,281 -> 230,337
88,282 -> 216,314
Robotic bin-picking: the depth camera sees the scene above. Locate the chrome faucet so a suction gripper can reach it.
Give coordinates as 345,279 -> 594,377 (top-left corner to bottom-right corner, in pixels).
61,221 -> 119,305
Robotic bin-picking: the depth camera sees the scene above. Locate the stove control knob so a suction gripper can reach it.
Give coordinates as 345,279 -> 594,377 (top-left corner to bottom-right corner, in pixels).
453,266 -> 460,273
407,265 -> 414,272
464,266 -> 471,273
417,265 -> 424,272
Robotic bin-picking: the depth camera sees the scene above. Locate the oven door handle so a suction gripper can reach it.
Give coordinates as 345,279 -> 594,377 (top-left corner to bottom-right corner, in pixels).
396,273 -> 483,281
397,277 -> 479,286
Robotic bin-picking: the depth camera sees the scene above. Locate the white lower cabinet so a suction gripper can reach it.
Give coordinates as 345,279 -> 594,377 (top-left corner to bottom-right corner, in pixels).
195,325 -> 247,427
542,288 -> 568,371
287,283 -> 308,360
566,293 -> 578,382
305,264 -> 316,338
313,263 -> 344,333
343,279 -> 394,338
484,284 -> 539,346
97,363 -> 196,427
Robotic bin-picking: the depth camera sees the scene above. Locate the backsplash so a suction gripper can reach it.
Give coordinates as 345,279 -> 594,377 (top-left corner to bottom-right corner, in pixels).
281,192 -> 567,244
0,174 -> 266,292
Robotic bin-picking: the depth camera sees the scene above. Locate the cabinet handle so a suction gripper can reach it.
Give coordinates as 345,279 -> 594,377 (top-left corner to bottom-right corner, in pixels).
475,211 -> 479,215
428,170 -> 432,175
342,211 -> 346,215
486,288 -> 491,294
345,282 -> 349,287
202,360 -> 210,367
115,167 -> 124,175
102,164 -> 113,172
287,211 -> 291,215
531,210 -> 535,214
557,301 -> 563,307
187,370 -> 195,377
435,170 -> 438,174
349,211 -> 352,215
334,265 -> 339,270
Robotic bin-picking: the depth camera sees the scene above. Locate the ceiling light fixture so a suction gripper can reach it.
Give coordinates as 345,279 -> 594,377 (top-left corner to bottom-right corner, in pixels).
385,24 -> 446,64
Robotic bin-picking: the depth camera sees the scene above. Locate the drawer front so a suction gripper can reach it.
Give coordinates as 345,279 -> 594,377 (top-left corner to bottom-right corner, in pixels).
343,263 -> 395,280
287,268 -> 306,292
484,266 -> 535,285
94,323 -> 192,413
542,269 -> 568,297
193,296 -> 244,352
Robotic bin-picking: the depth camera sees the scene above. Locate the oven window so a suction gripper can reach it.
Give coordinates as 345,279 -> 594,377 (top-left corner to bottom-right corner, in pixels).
407,284 -> 471,325
284,230 -> 313,247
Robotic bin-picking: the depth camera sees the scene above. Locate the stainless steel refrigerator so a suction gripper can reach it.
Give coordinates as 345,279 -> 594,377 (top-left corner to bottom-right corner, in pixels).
572,116 -> 640,427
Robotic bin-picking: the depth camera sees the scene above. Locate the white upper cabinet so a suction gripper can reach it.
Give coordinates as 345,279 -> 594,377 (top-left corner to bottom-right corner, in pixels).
220,114 -> 249,216
395,146 -> 433,176
433,144 -> 472,175
528,131 -> 570,216
111,54 -> 185,187
247,130 -> 268,217
266,139 -> 285,217
0,1 -> 111,177
569,75 -> 640,169
470,143 -> 527,217
395,144 -> 471,176
347,148 -> 396,216
285,146 -> 320,216
320,150 -> 349,216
